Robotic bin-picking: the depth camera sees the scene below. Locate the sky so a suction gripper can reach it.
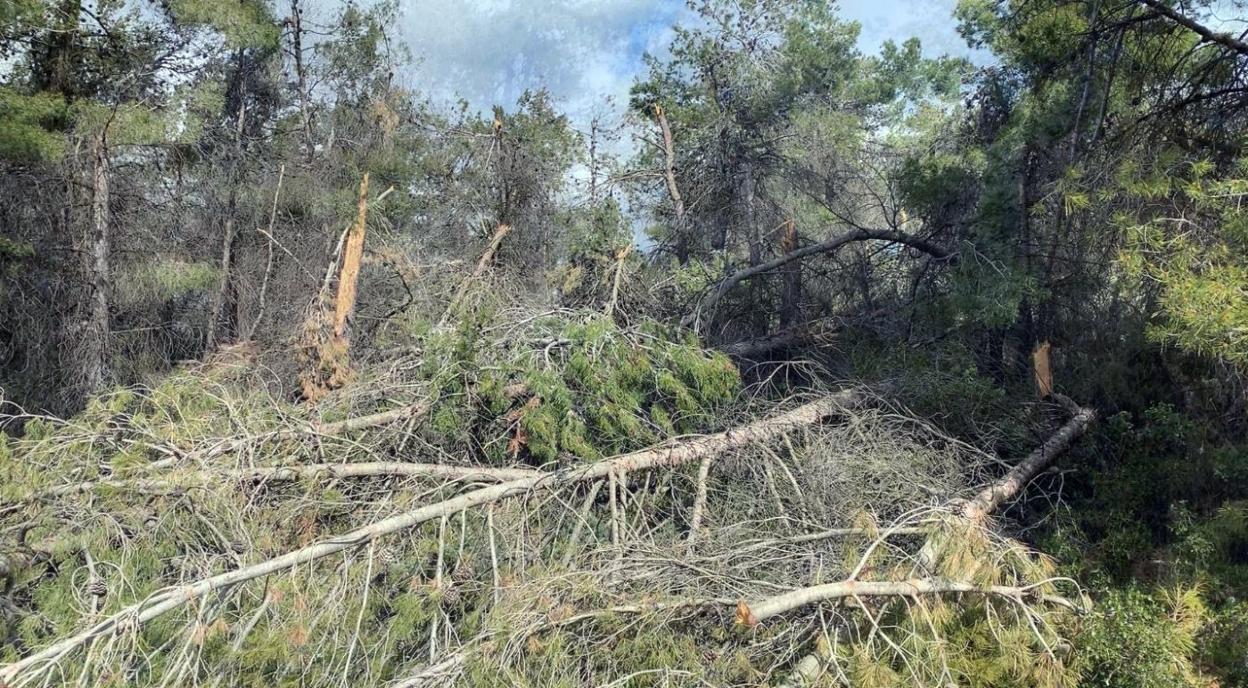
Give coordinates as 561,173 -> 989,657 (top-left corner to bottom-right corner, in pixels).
393,0 -> 977,127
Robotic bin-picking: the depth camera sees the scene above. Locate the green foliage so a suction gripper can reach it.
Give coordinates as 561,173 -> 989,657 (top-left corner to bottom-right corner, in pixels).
166,0 -> 278,49
114,259 -> 219,307
419,311 -> 740,464
1119,162 -> 1248,367
0,87 -> 66,161
1073,586 -> 1207,688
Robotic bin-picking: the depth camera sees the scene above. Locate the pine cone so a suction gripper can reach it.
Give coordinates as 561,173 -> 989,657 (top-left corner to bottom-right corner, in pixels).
440,583 -> 461,608
451,558 -> 475,585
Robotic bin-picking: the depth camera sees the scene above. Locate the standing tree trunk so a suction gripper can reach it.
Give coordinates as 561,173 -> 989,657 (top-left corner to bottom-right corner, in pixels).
288,0 -> 315,159
207,53 -> 250,349
778,219 -> 801,329
333,173 -> 370,347
206,189 -> 240,347
738,161 -> 767,336
653,104 -> 688,263
83,129 -> 111,394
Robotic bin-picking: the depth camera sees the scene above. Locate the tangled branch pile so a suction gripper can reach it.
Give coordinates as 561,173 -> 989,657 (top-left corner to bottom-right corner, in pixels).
0,310 -> 1093,687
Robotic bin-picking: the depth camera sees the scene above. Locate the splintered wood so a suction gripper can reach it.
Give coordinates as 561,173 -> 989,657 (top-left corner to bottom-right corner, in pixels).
299,174 -> 372,401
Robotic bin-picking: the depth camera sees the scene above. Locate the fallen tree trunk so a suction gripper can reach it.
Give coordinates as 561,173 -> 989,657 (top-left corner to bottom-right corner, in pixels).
687,228 -> 952,326
10,461 -> 541,506
719,324 -> 839,359
777,394 -> 1094,687
740,577 -> 1079,625
0,390 -> 860,686
960,394 -> 1095,522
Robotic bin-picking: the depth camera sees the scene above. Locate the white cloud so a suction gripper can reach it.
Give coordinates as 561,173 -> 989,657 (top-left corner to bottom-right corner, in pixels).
395,0 -> 685,124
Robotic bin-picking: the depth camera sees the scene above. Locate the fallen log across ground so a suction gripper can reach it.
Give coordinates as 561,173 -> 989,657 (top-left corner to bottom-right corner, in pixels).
739,577 -> 1081,626
960,394 -> 1096,522
6,461 -> 542,507
0,390 -> 862,687
775,393 -> 1096,687
0,401 -> 436,514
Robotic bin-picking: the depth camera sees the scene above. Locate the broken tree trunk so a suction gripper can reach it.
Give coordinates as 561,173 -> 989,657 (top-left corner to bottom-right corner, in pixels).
439,222 -> 513,325
0,391 -> 861,685
604,243 -> 632,318
333,173 -> 371,346
778,219 -> 801,330
298,174 -> 374,400
654,103 -> 689,264
777,394 -> 1094,687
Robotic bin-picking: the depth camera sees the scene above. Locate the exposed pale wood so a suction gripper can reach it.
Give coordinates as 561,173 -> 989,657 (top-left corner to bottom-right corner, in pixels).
653,103 -> 688,262
741,577 -> 1079,624
333,173 -> 370,342
1032,341 -> 1053,399
0,392 -> 859,685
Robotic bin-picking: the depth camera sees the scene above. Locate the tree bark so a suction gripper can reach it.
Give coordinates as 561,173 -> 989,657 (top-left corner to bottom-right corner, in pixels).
288,0 -> 315,159
778,219 -> 801,329
654,104 -> 688,263
206,192 -> 239,347
1137,0 -> 1248,57
960,395 -> 1094,522
740,577 -> 1078,625
83,129 -> 111,395
16,462 -> 543,506
688,227 -> 952,326
207,55 -> 250,349
0,391 -> 860,685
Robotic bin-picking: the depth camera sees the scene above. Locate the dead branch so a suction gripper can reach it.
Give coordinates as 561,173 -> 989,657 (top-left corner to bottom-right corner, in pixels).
1,402 -> 430,513
440,223 -> 513,325
13,461 -> 542,506
1136,0 -> 1248,57
653,104 -> 688,262
687,228 -> 952,326
720,323 -> 840,359
0,391 -> 860,685
739,577 -> 1080,625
